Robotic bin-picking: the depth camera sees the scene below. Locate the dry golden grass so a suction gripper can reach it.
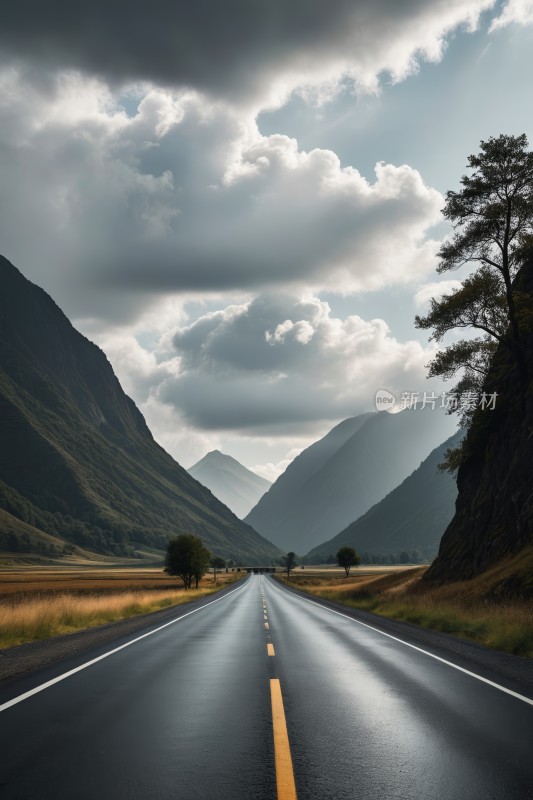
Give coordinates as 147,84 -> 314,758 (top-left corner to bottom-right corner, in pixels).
0,568 -> 182,598
0,566 -> 248,598
0,571 -> 241,649
279,564 -> 533,658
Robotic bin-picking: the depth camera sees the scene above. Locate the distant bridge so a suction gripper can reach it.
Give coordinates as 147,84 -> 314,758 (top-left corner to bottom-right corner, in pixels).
245,567 -> 277,574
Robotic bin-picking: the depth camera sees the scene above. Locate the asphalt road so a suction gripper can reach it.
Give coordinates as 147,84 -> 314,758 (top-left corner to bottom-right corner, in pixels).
0,574 -> 532,799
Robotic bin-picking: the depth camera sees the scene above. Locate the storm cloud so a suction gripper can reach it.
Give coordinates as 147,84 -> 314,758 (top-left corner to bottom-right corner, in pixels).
0,1 -> 495,107
0,73 -> 443,321
1,0 -> 518,470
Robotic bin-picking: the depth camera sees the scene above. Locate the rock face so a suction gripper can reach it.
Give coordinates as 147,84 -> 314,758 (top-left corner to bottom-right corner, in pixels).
0,255 -> 282,563
426,260 -> 533,584
188,450 -> 270,518
308,430 -> 462,563
245,407 -> 457,554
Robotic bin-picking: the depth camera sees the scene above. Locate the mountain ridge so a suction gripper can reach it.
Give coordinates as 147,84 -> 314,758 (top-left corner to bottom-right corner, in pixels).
0,255 -> 282,564
245,407 -> 457,553
308,429 -> 462,562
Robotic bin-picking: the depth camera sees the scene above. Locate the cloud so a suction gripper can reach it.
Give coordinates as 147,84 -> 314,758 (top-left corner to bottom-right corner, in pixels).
413,279 -> 462,309
0,1 -> 495,110
0,71 -> 444,321
489,0 -> 533,30
251,449 -> 304,482
156,293 -> 439,432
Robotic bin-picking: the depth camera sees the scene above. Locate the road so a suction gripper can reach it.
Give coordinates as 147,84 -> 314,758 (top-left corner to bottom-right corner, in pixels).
0,575 -> 532,799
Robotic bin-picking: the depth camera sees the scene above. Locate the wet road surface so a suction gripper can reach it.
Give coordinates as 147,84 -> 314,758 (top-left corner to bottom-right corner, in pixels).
0,574 -> 531,799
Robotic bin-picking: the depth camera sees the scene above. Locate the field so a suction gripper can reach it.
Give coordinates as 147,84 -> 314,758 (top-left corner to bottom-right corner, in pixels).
0,566 -> 243,649
279,562 -> 533,658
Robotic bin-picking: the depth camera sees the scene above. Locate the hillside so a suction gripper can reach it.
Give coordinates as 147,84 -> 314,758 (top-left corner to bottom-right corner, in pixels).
244,414 -> 374,549
0,255 -> 282,564
425,256 -> 533,595
188,450 -> 270,518
308,430 -> 462,563
245,408 -> 457,553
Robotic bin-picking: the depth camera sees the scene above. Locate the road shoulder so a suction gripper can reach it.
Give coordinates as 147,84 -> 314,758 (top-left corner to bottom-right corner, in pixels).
272,576 -> 533,700
0,576 -> 248,688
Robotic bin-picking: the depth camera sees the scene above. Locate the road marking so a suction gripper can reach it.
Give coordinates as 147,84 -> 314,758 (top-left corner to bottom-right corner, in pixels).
264,614 -> 268,620
265,622 -> 269,630
270,679 -> 297,800
275,582 -> 533,708
268,643 -> 275,656
0,578 -> 251,714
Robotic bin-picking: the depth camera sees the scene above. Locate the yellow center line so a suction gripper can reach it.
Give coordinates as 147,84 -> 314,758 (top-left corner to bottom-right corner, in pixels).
267,643 -> 275,656
270,679 -> 297,800
264,614 -> 268,620
265,622 -> 269,630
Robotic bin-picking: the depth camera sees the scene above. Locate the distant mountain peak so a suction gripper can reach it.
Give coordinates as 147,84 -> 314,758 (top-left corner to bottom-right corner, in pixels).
245,408 -> 457,553
188,450 -> 270,519
205,449 -> 233,461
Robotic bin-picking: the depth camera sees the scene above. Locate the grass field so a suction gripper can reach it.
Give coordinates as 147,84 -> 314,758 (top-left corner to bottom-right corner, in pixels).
279,564 -> 533,658
0,567 -> 243,649
0,567 -> 195,598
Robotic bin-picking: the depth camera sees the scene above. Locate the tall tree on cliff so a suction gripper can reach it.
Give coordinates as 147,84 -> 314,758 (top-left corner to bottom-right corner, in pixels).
416,134 -> 533,464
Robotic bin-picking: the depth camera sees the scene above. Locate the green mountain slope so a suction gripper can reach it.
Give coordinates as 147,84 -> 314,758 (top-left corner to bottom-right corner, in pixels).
188,450 -> 270,518
308,431 -> 462,563
0,255 -> 281,564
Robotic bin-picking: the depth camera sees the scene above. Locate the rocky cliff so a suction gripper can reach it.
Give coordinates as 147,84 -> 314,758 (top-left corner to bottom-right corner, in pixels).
426,258 -> 533,592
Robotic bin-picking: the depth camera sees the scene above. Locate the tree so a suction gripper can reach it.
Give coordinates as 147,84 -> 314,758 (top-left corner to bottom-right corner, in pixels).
164,534 -> 211,590
416,134 -> 533,430
336,546 -> 360,577
284,551 -> 297,578
210,556 -> 226,583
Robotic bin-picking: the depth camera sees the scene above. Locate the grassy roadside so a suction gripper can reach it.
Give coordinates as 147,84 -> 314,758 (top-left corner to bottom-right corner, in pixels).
0,572 -> 243,649
278,568 -> 533,658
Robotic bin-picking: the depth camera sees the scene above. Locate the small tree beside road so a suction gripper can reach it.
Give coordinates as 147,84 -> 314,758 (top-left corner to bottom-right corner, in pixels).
165,534 -> 211,589
210,556 -> 226,583
336,546 -> 360,577
284,551 -> 297,579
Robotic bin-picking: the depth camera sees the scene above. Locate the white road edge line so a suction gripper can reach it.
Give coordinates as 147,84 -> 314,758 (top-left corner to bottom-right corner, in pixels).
273,579 -> 533,708
0,577 -> 250,714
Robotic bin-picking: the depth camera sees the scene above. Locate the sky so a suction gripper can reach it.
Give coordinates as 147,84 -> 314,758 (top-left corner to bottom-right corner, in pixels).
1,0 -> 532,480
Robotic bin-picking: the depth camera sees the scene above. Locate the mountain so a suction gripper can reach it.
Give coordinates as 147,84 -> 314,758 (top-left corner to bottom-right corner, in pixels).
245,408 -> 457,554
307,430 -> 462,563
425,256 -> 533,595
188,450 -> 270,518
0,255 -> 282,564
244,413 -> 374,549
